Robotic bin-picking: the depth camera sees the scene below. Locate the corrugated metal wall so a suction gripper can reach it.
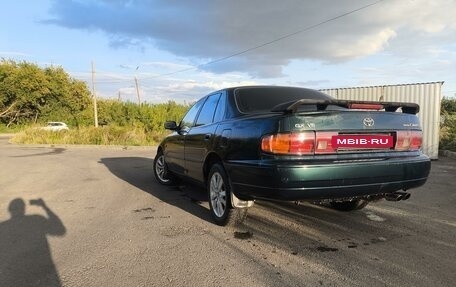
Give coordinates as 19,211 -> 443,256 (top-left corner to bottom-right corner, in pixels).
320,82 -> 443,159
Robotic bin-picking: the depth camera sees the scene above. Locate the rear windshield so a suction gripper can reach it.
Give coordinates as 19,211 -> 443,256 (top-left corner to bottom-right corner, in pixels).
234,87 -> 333,114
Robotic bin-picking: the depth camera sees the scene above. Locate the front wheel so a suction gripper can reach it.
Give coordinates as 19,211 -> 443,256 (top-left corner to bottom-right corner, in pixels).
330,199 -> 369,211
153,150 -> 175,185
208,164 -> 247,226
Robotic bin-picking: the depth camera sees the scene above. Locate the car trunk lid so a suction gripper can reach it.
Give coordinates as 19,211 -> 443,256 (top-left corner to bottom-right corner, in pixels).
262,100 -> 423,155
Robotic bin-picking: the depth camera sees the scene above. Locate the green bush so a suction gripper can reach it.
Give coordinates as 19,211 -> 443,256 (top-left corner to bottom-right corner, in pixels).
440,98 -> 456,152
440,114 -> 456,151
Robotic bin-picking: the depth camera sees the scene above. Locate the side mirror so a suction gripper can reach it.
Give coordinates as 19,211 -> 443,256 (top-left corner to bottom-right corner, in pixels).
164,121 -> 178,130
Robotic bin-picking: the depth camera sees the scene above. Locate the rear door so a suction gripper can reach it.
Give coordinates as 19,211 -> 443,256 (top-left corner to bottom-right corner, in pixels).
184,93 -> 223,182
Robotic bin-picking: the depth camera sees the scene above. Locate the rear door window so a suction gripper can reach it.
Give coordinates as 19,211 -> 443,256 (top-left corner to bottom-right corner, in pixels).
213,93 -> 226,123
195,93 -> 221,126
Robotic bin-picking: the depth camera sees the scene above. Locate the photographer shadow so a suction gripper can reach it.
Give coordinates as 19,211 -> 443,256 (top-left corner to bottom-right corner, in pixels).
0,198 -> 66,287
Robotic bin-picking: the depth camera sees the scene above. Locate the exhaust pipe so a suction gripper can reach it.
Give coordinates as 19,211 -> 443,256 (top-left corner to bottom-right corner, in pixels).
384,192 -> 411,201
385,193 -> 403,201
401,192 -> 411,200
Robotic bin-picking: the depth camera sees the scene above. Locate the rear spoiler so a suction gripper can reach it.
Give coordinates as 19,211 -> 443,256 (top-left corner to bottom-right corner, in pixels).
271,99 -> 420,115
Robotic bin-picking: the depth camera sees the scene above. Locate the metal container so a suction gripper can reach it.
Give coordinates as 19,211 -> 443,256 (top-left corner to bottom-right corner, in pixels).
320,82 -> 443,159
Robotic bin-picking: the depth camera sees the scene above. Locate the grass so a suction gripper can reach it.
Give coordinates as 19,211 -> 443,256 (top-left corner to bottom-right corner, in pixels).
14,123 -> 456,151
11,126 -> 168,146
0,124 -> 27,133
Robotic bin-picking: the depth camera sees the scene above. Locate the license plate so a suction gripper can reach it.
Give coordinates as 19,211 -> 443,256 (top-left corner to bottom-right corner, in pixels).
332,135 -> 394,149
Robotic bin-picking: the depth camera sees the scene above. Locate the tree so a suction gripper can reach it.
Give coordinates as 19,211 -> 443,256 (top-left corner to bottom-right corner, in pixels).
440,97 -> 456,151
0,59 -> 92,127
0,60 -> 50,126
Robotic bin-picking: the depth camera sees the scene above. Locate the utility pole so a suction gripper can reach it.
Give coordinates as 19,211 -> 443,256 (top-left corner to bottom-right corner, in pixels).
91,61 -> 99,127
134,76 -> 141,105
118,90 -> 121,101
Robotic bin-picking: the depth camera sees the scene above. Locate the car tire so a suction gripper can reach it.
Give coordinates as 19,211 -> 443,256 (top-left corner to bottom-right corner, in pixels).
153,150 -> 175,185
330,199 -> 369,211
208,163 -> 247,226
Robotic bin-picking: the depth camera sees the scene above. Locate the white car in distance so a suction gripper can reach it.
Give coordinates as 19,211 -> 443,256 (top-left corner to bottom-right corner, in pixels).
42,122 -> 69,132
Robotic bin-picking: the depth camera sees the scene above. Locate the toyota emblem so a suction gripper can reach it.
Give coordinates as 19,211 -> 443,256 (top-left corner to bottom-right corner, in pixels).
363,117 -> 375,127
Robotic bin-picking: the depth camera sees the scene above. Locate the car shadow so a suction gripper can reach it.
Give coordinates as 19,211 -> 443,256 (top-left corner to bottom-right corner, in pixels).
99,156 -> 375,229
100,157 -> 213,224
10,147 -> 66,158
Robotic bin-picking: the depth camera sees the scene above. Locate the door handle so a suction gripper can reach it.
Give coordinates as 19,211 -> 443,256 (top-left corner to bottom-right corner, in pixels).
204,134 -> 211,140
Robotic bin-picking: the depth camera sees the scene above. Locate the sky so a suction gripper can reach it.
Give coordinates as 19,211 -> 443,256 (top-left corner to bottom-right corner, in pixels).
1,0 -> 455,103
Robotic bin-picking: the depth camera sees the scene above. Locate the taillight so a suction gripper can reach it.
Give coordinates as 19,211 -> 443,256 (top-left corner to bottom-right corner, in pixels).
395,131 -> 422,151
290,133 -> 315,154
315,131 -> 338,154
410,131 -> 423,150
261,131 -> 341,155
348,103 -> 383,110
261,132 -> 315,155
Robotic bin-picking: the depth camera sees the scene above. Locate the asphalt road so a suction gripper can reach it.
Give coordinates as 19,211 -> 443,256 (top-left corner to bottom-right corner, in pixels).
0,137 -> 455,287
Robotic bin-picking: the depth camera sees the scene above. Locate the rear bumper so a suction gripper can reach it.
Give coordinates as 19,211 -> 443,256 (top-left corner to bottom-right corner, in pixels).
225,155 -> 431,201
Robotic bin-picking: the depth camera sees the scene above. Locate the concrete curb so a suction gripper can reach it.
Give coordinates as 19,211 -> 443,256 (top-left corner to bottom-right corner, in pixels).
0,133 -> 15,138
439,150 -> 456,160
1,133 -> 158,150
9,143 -> 158,151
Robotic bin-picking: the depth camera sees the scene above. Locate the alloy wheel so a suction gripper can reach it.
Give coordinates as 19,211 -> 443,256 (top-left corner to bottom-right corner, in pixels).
155,154 -> 170,183
209,172 -> 227,218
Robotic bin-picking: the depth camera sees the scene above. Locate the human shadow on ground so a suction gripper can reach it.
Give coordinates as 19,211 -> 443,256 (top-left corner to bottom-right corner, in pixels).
0,198 -> 66,287
100,157 -> 213,223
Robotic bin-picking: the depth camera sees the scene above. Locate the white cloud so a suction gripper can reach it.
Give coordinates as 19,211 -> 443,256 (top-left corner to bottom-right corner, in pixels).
328,28 -> 397,59
138,61 -> 193,71
140,79 -> 259,103
33,0 -> 454,101
75,68 -> 260,103
45,0 -> 456,78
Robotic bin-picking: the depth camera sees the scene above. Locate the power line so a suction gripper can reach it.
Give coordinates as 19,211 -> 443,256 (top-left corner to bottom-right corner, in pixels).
138,0 -> 386,80
78,0 -> 386,85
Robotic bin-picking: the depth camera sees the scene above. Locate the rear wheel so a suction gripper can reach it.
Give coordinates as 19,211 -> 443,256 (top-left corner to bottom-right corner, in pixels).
208,164 -> 247,226
153,150 -> 175,185
330,199 -> 369,211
